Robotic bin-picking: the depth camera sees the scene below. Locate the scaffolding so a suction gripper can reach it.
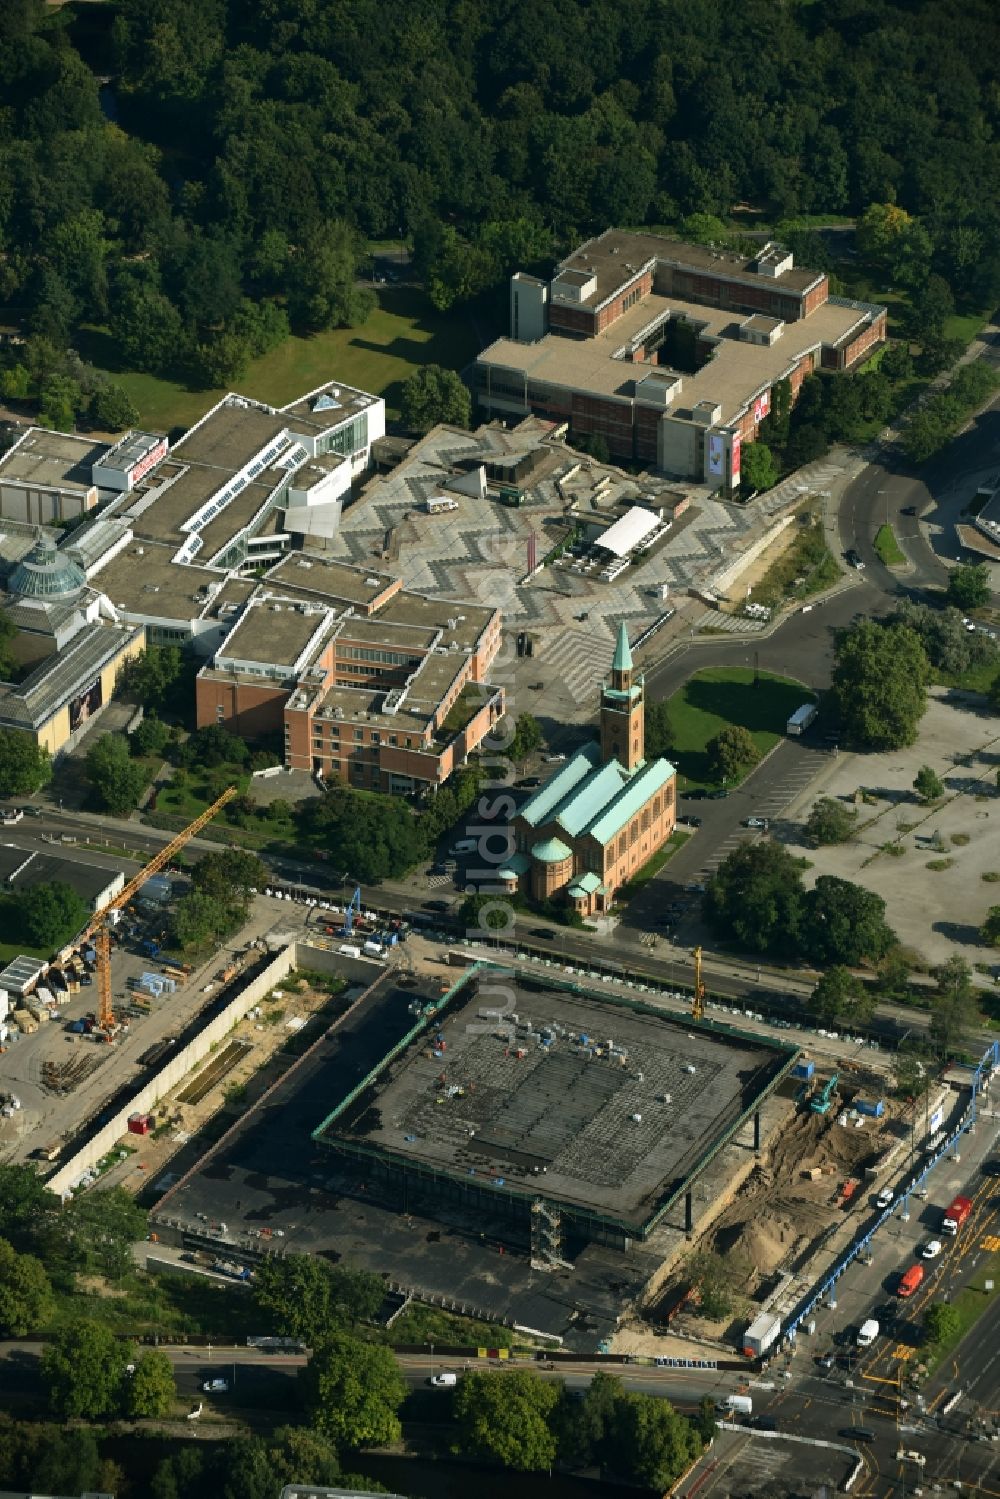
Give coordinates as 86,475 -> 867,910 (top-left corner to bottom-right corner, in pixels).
531,1197 -> 572,1272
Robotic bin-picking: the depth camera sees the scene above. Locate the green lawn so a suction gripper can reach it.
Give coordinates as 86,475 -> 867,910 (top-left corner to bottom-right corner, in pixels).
935,658 -> 1000,694
617,830 -> 691,897
78,285 -> 483,433
661,667 -> 814,791
943,310 -> 988,347
874,523 -> 906,566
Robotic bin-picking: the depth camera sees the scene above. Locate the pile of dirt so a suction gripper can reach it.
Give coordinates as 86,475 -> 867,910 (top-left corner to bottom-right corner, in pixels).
699,1105 -> 890,1291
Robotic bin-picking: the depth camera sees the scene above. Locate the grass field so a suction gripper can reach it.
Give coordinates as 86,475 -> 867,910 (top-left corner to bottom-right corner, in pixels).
749,518 -> 840,609
662,667 -> 813,790
78,286 -> 483,433
874,524 -> 906,566
617,830 -> 690,897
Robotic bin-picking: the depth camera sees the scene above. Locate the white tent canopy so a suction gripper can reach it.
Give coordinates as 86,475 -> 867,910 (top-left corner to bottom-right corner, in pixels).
594,506 -> 661,559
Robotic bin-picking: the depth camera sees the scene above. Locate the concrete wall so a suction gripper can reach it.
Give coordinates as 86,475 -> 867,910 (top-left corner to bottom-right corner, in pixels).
46,945 -> 299,1197
711,514 -> 794,598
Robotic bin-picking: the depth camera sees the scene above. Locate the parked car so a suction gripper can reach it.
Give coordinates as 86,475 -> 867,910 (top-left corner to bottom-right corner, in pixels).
19,805 -> 43,817
742,817 -> 769,829
201,1379 -> 229,1393
516,777 -> 542,788
0,808 -> 23,824
901,505 -> 917,516
875,1186 -> 894,1209
705,788 -> 729,799
684,881 -> 706,894
529,928 -> 555,940
845,548 -> 865,569
430,1372 -> 457,1387
678,815 -> 702,828
422,900 -> 450,913
817,1352 -> 836,1370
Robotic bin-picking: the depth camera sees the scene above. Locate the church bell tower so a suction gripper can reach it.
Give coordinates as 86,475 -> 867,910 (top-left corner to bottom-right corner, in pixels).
600,621 -> 644,771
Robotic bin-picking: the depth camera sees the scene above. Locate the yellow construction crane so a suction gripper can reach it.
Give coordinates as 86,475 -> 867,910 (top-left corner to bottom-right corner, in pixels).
691,945 -> 706,1023
73,786 -> 239,1040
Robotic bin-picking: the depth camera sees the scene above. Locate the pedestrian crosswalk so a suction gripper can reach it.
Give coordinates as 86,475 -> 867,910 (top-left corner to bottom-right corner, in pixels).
426,873 -> 452,889
691,609 -> 769,635
539,627 -> 616,700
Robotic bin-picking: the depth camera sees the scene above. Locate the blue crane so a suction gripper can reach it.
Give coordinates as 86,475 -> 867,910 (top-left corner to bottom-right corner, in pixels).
340,886 -> 363,937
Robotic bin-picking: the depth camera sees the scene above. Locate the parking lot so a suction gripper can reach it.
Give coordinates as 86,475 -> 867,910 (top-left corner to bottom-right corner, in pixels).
781,690 -> 1000,968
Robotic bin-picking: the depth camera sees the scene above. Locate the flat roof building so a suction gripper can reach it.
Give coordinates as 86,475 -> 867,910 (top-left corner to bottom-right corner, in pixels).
0,428 -> 107,523
314,964 -> 796,1250
479,229 -> 886,488
0,843 -> 125,911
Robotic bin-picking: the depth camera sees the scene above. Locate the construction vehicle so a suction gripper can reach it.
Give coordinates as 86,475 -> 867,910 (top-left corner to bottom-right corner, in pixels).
691,945 -> 706,1023
71,786 -> 238,1041
810,1073 -> 840,1115
340,885 -> 363,938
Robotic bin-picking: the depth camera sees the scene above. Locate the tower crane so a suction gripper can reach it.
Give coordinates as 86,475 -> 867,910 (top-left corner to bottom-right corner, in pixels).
71,786 -> 239,1040
691,945 -> 706,1023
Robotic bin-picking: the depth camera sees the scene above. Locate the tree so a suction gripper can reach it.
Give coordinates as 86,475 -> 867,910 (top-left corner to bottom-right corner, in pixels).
14,882 -> 89,951
929,955 -> 979,1062
645,699 -> 673,758
192,847 -> 268,903
0,1165 -> 60,1255
452,1369 -> 559,1471
893,1042 -> 931,1099
742,441 -> 779,493
120,646 -> 184,713
90,383 -> 139,431
301,1333 -> 406,1450
554,1370 -> 620,1468
506,712 -> 543,761
171,890 -> 241,950
981,907 -> 1000,947
0,732 -> 51,797
686,1249 -> 749,1320
707,724 -> 761,783
607,1391 -> 702,1491
704,842 -> 807,958
130,714 -> 172,758
805,876 -> 897,967
808,966 -> 873,1026
63,1187 -> 148,1280
42,1319 -> 133,1419
804,797 -> 856,846
286,222 -> 373,332
185,722 -> 249,768
109,281 -> 187,375
913,765 -> 945,803
126,1349 -> 176,1417
0,1237 -> 54,1335
84,733 -> 149,815
400,364 -> 471,433
832,620 -> 929,750
253,1254 -> 382,1344
923,1302 -> 960,1348
947,563 -> 990,612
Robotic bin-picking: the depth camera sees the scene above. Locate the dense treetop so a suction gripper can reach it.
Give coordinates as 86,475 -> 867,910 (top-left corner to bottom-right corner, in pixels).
1,0 -> 998,401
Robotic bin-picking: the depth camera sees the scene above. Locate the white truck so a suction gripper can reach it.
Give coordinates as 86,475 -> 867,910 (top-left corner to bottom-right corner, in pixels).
857,1318 -> 880,1348
716,1394 -> 753,1417
786,702 -> 818,736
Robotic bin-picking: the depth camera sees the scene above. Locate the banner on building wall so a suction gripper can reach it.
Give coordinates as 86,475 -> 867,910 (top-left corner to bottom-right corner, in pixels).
707,433 -> 725,479
730,432 -> 741,489
69,678 -> 103,732
753,391 -> 771,424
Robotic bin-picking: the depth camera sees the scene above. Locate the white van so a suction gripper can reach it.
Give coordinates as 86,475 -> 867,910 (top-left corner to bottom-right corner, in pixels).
716,1394 -> 752,1417
449,838 -> 477,855
430,1372 -> 457,1387
857,1318 -> 880,1347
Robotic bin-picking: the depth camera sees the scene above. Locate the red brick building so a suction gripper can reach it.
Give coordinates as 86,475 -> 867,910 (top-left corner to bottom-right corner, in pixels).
481,230 -> 887,491
195,555 -> 504,795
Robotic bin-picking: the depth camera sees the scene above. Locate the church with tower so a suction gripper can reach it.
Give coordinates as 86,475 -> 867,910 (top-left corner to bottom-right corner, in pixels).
505,623 -> 677,916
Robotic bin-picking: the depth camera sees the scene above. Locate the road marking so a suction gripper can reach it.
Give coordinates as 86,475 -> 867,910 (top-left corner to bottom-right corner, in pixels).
861,1371 -> 904,1386
980,1235 -> 1000,1251
890,1344 -> 914,1362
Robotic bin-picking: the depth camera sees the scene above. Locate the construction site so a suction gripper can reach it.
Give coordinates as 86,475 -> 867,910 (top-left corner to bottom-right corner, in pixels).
313,965 -> 797,1253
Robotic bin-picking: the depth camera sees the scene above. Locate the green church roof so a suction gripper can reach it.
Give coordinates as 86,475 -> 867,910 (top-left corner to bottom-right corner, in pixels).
531,837 -> 573,864
612,620 -> 633,674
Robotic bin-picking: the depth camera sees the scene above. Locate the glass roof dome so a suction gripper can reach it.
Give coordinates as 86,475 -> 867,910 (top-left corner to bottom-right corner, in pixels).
8,536 -> 86,600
